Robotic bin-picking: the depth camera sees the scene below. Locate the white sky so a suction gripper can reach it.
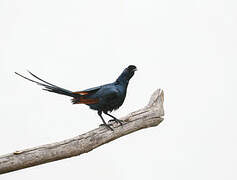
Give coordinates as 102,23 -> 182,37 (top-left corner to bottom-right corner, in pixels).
0,0 -> 237,179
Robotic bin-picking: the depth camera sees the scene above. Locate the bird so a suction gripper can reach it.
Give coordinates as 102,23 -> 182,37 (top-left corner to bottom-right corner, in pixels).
15,65 -> 137,131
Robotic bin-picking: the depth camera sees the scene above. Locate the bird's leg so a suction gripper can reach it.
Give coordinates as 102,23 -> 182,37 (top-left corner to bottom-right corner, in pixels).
104,112 -> 123,126
98,111 -> 114,131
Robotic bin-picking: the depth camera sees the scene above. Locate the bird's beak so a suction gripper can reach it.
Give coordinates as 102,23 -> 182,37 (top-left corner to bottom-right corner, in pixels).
133,68 -> 137,72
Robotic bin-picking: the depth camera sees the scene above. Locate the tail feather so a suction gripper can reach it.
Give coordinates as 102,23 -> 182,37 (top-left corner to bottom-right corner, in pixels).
15,71 -> 77,98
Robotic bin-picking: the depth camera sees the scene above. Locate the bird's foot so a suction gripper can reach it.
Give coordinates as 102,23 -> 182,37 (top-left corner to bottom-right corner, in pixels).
99,123 -> 114,131
108,118 -> 123,126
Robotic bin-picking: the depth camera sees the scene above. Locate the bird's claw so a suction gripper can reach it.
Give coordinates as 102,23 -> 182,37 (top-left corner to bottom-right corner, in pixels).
108,119 -> 123,126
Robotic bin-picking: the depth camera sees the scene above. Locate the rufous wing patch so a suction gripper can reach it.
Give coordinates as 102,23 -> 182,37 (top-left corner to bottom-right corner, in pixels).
73,91 -> 89,95
75,97 -> 99,104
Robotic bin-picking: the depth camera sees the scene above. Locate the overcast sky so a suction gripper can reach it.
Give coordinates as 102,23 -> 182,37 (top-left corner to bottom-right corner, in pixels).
1,0 -> 237,179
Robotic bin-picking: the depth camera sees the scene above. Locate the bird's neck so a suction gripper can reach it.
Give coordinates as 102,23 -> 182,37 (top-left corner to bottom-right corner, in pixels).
115,72 -> 129,87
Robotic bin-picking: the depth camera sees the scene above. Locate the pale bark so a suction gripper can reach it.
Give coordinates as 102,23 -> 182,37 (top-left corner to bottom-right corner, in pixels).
0,89 -> 164,174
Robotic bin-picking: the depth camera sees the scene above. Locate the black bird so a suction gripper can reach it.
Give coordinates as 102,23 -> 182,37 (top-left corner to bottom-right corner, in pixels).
15,65 -> 137,131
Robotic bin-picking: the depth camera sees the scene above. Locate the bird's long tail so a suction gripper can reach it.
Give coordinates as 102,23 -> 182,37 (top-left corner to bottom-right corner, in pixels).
15,71 -> 77,98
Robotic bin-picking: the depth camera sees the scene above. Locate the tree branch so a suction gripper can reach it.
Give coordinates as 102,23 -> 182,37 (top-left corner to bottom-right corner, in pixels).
0,89 -> 164,175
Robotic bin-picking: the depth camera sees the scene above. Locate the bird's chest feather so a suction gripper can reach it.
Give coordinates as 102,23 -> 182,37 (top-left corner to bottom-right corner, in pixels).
105,87 -> 126,107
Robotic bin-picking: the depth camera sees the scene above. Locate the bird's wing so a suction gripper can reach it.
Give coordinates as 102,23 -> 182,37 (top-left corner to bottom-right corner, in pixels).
100,86 -> 119,101
72,86 -> 102,96
71,86 -> 103,104
71,84 -> 118,105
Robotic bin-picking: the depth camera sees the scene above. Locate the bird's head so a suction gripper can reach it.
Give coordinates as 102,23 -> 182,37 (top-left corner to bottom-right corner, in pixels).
116,65 -> 137,84
125,65 -> 137,80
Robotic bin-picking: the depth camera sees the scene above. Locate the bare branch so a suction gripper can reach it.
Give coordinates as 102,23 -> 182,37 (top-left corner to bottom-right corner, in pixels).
0,89 -> 164,175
